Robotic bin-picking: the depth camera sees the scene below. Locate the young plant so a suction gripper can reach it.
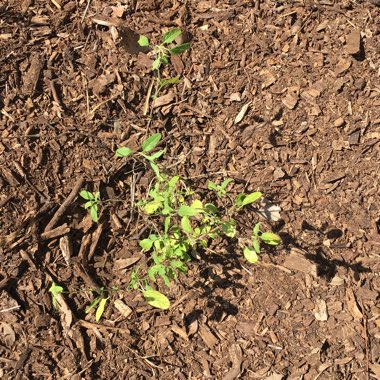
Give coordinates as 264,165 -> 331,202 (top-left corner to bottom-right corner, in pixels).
49,281 -> 64,309
116,133 -> 282,309
243,222 -> 282,264
80,190 -> 101,223
116,132 -> 164,179
85,287 -> 109,322
138,28 -> 190,99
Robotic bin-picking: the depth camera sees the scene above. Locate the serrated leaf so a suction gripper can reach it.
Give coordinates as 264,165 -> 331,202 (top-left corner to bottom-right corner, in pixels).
241,192 -> 262,206
142,133 -> 161,152
95,298 -> 108,321
152,57 -> 161,70
80,190 -> 94,200
178,205 -> 198,217
49,282 -> 64,309
261,232 -> 281,245
143,289 -> 170,309
162,28 -> 182,44
140,238 -> 153,250
243,246 -> 259,264
138,35 -> 149,47
181,216 -> 192,234
169,42 -> 191,55
116,147 -> 134,158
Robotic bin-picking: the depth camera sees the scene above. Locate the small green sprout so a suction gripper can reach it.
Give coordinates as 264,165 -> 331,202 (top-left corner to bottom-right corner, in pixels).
243,222 -> 281,263
138,28 -> 191,99
80,190 -> 101,223
85,287 -> 109,322
49,281 -> 64,309
116,133 -> 164,179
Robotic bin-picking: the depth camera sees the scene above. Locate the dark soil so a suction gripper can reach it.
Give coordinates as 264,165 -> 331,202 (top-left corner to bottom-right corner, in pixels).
1,0 -> 380,379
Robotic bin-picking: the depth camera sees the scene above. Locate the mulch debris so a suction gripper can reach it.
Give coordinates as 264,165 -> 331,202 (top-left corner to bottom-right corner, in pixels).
1,0 -> 380,378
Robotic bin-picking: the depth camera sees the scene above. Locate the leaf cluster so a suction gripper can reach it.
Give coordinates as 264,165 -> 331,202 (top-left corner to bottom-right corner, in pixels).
116,133 -> 282,309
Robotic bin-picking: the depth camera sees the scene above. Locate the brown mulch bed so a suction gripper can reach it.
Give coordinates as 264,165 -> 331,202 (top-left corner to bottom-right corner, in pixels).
1,0 -> 380,379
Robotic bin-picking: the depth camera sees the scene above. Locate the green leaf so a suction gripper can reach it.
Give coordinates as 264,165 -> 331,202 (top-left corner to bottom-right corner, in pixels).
234,193 -> 245,207
84,201 -> 92,209
142,133 -> 162,152
190,199 -> 203,210
161,55 -> 169,65
159,77 -> 180,88
85,297 -> 101,314
94,192 -> 100,201
169,42 -> 191,55
181,216 -> 192,234
221,178 -> 233,190
149,161 -> 161,179
49,282 -> 64,309
116,147 -> 134,158
138,35 -> 149,47
204,203 -> 219,214
178,205 -> 198,217
261,232 -> 281,245
144,200 -> 162,214
162,28 -> 182,44
140,238 -> 153,250
164,217 -> 171,234
208,181 -> 218,191
243,246 -> 259,264
168,176 -> 179,188
143,289 -> 170,309
152,57 -> 161,70
95,298 -> 108,321
253,222 -> 261,237
241,192 -> 262,206
90,205 -> 98,223
144,149 -> 165,161
253,238 -> 261,254
80,190 -> 94,201
221,220 -> 236,238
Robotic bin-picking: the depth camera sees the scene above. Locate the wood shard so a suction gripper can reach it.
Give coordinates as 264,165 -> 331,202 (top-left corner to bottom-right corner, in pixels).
346,30 -> 361,55
152,92 -> 175,108
282,93 -> 298,110
199,324 -> 219,349
346,288 -> 363,321
282,250 -> 318,277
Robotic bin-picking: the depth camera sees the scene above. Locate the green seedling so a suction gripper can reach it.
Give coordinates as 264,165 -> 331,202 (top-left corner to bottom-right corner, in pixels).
208,178 -> 233,198
116,132 -> 164,179
116,135 -> 282,309
243,222 -> 282,263
85,287 -> 109,322
80,190 -> 101,223
49,281 -> 64,309
138,28 -> 191,99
